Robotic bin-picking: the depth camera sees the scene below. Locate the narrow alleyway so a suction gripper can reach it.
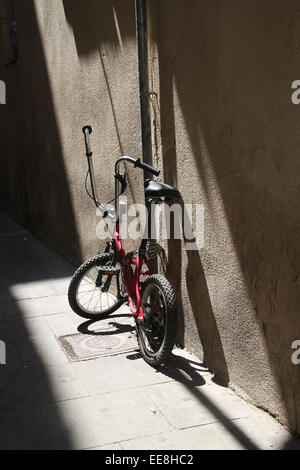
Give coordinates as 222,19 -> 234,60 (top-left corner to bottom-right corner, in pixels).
0,210 -> 299,450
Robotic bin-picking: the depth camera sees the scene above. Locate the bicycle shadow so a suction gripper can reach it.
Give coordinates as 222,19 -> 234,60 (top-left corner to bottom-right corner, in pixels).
77,313 -> 136,337
155,353 -> 208,388
126,350 -> 258,450
127,350 -> 207,387
77,314 -> 208,388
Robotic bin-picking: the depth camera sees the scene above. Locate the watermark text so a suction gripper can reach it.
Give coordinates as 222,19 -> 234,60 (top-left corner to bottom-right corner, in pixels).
292,340 -> 300,365
0,340 -> 6,365
96,199 -> 205,251
0,80 -> 6,105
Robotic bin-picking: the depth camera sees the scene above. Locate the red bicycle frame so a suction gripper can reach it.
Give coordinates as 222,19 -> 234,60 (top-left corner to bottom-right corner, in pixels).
114,220 -> 154,320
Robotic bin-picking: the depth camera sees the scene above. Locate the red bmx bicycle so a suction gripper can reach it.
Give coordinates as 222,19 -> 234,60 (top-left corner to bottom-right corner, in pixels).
68,126 -> 180,366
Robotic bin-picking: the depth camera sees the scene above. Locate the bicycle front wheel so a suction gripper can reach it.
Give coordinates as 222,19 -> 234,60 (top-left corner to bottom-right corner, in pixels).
136,274 -> 177,367
68,254 -> 124,320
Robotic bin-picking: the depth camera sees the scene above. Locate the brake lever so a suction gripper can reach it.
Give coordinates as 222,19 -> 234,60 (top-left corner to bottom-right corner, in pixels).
115,173 -> 127,195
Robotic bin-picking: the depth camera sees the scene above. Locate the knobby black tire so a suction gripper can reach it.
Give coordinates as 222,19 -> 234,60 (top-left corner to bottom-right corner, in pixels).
68,253 -> 124,320
137,274 -> 177,367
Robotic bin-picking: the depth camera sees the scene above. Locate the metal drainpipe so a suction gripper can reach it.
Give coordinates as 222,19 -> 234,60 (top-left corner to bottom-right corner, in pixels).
135,0 -> 158,266
135,0 -> 153,179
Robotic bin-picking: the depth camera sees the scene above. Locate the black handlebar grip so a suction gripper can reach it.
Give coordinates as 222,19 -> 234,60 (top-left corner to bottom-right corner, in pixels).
82,126 -> 93,157
134,158 -> 160,177
82,125 -> 92,135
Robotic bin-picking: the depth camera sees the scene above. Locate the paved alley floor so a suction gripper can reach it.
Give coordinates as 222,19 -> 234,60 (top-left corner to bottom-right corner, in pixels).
0,210 -> 299,450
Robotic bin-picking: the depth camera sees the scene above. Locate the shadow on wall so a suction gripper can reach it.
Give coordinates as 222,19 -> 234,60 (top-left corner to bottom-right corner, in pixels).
62,0 -> 135,55
177,199 -> 230,385
62,0 -> 145,257
153,7 -> 229,385
62,0 -> 137,159
0,0 -> 81,264
151,0 -> 300,434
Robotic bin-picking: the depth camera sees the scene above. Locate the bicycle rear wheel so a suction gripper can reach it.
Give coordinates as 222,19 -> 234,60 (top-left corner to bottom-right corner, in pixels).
136,274 -> 177,367
68,253 -> 124,319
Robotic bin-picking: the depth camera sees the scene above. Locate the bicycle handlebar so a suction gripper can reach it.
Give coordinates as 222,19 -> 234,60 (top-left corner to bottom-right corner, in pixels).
134,158 -> 160,177
81,126 -> 160,218
115,156 -> 160,178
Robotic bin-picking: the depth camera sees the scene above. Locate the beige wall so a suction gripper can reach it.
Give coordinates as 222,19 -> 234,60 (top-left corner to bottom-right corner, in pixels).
149,0 -> 300,434
1,0 -> 300,435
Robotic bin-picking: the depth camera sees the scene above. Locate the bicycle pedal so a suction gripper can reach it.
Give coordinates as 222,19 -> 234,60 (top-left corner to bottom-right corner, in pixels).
98,266 -> 120,276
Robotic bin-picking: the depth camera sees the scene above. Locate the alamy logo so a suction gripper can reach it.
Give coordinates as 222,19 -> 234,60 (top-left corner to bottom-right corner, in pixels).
0,80 -> 6,104
96,199 -> 205,251
292,340 -> 300,365
0,341 -> 6,365
291,81 -> 300,104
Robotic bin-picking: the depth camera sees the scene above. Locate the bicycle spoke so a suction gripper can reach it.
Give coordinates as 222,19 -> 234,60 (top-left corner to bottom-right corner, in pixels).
75,262 -> 122,315
86,269 -> 97,283
93,294 -> 101,312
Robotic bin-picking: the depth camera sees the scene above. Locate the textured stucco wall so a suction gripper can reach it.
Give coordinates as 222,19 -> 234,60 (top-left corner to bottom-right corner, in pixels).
0,0 -> 143,263
148,0 -> 300,434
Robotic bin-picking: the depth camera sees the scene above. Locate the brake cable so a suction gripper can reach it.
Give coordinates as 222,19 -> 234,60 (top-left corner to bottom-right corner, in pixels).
85,170 -> 127,208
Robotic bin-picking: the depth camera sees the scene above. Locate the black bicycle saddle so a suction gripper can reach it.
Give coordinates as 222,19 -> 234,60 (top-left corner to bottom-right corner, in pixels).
145,179 -> 180,201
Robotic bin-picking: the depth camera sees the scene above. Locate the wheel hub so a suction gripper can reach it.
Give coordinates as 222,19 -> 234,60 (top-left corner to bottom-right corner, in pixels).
143,307 -> 152,324
138,307 -> 154,334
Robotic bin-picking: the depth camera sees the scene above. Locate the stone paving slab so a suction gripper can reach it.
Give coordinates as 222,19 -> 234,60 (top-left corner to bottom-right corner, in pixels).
0,316 -> 52,344
7,277 -> 71,302
143,379 -> 254,431
0,362 -> 87,413
0,233 -> 62,260
71,353 -> 177,396
121,423 -> 249,451
88,443 -> 124,451
2,294 -> 71,320
87,406 -> 299,451
15,334 -> 69,367
42,390 -> 172,450
45,311 -> 89,337
120,416 -> 290,451
0,407 -> 52,450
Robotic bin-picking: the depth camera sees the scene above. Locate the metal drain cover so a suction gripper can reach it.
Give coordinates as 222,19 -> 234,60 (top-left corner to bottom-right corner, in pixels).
58,314 -> 138,362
